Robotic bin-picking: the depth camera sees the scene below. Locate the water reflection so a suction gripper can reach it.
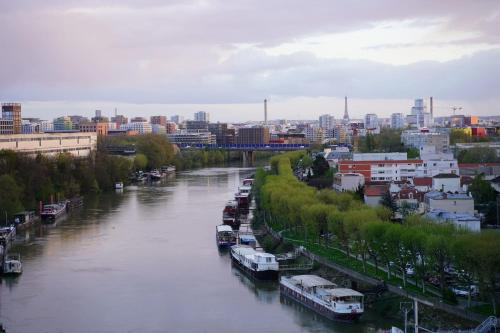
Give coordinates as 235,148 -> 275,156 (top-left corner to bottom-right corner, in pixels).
1,167 -> 394,333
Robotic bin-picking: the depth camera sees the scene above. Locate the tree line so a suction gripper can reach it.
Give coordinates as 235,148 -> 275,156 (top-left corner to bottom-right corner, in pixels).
255,151 -> 500,314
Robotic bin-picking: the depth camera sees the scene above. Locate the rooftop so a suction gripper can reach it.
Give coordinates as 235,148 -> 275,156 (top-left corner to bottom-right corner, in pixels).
289,275 -> 336,289
427,209 -> 480,222
364,185 -> 387,197
433,173 -> 460,179
413,177 -> 432,186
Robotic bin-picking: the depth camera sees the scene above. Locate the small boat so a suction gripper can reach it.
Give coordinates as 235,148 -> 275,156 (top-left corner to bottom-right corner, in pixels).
149,170 -> 163,181
235,192 -> 250,207
239,233 -> 257,247
230,245 -> 279,280
115,182 -> 124,190
0,226 -> 16,248
223,214 -> 241,230
242,178 -> 254,187
161,165 -> 176,174
223,200 -> 238,216
280,275 -> 364,322
216,224 -> 237,247
40,202 -> 67,221
2,253 -> 23,275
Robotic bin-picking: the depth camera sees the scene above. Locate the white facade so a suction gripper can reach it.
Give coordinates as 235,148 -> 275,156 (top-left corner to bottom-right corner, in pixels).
401,130 -> 450,153
40,121 -> 53,132
353,152 -> 407,161
390,113 -> 405,129
364,113 -> 379,129
120,122 -> 152,134
319,114 -> 335,130
194,111 -> 210,122
0,132 -> 97,157
424,191 -> 474,214
432,175 -> 461,192
370,161 -> 419,182
333,173 -> 364,192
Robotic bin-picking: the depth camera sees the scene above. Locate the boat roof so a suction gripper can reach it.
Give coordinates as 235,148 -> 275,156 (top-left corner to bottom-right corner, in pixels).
239,185 -> 252,190
216,225 -> 233,232
239,234 -> 256,241
231,245 -> 257,256
289,275 -> 336,288
327,288 -> 364,297
254,252 -> 275,258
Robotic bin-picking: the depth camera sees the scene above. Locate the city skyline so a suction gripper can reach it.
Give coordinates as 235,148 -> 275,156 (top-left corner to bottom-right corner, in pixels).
1,1 -> 499,119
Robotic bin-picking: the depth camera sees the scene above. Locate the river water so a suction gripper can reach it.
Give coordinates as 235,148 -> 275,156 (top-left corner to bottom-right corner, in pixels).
0,167 -> 396,333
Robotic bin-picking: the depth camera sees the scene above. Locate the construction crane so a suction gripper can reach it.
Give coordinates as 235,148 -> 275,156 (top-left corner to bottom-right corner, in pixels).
451,106 -> 462,116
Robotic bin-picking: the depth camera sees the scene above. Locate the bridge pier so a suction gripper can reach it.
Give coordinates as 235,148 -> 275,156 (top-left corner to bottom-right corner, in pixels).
242,151 -> 256,165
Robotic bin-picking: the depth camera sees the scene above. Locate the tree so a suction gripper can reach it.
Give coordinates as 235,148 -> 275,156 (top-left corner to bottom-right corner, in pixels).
133,153 -> 148,170
136,134 -> 175,169
469,173 -> 496,205
457,147 -> 499,163
407,147 -> 420,159
311,155 -> 330,178
380,190 -> 397,215
0,174 -> 24,222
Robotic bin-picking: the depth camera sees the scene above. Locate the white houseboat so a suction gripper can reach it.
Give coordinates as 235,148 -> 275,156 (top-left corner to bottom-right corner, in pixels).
216,225 -> 237,247
40,202 -> 67,221
2,253 -> 23,275
280,275 -> 364,322
230,245 -> 279,280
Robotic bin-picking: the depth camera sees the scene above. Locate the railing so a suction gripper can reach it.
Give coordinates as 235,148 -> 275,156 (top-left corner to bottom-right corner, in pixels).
279,262 -> 314,271
474,316 -> 498,333
178,143 -> 310,150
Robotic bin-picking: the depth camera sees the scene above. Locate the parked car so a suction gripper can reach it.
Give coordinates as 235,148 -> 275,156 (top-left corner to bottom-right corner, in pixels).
451,285 -> 479,297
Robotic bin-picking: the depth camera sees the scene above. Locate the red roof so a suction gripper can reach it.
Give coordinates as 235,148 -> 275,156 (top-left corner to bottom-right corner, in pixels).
339,159 -> 423,165
413,177 -> 432,186
364,185 -> 387,197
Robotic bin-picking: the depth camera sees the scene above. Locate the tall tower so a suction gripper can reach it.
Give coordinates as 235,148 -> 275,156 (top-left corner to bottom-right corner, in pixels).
343,96 -> 349,124
264,99 -> 268,125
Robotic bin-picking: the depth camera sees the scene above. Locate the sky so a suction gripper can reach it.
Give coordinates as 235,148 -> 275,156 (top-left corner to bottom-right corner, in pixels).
1,0 -> 499,122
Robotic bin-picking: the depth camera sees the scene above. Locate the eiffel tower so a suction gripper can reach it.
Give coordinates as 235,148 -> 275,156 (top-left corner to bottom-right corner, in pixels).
343,96 -> 349,124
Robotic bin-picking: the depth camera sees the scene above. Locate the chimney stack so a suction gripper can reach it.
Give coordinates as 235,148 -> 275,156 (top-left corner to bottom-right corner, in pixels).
430,96 -> 433,119
264,99 -> 268,125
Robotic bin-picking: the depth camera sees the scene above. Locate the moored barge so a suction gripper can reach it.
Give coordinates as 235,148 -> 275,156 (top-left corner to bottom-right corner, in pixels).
280,275 -> 364,322
216,224 -> 237,248
230,245 -> 279,280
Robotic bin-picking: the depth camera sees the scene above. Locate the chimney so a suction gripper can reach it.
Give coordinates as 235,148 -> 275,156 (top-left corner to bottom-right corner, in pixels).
264,99 -> 268,125
430,96 -> 433,119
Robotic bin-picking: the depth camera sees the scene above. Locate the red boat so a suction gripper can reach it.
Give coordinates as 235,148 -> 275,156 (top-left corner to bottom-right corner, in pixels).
235,192 -> 250,207
223,214 -> 241,230
223,200 -> 238,216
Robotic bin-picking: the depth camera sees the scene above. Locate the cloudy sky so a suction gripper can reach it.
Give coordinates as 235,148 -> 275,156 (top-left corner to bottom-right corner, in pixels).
1,0 -> 499,121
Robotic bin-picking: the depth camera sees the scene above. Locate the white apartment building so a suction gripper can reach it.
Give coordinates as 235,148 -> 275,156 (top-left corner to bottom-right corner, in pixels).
415,146 -> 459,177
0,132 -> 97,157
120,122 -> 152,134
424,191 -> 474,214
364,113 -> 379,129
401,129 -> 450,152
319,114 -> 335,130
353,152 -> 407,161
390,113 -> 405,129
333,173 -> 364,192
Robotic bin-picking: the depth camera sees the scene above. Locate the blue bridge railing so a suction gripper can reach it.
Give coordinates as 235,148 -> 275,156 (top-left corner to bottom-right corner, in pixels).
178,143 -> 310,150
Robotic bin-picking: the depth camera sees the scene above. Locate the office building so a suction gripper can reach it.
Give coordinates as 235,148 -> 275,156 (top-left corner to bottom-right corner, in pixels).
407,99 -> 432,128
111,115 -> 128,127
319,114 -> 335,130
170,115 -> 184,124
53,116 -> 73,131
79,122 -> 109,136
186,120 -> 209,132
236,127 -> 270,145
194,111 -> 210,122
151,116 -> 168,127
390,113 -> 405,129
402,129 -> 450,152
167,131 -> 214,145
364,113 -> 378,129
0,132 -> 97,157
120,122 -> 152,134
208,123 -> 235,145
165,122 -> 177,134
1,103 -> 22,134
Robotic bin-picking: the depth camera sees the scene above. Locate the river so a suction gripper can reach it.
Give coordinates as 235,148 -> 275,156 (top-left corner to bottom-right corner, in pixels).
0,167 -> 397,333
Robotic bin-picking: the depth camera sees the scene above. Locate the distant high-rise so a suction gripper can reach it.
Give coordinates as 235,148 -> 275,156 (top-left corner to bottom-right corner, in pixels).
364,113 -> 379,129
319,114 -> 335,130
194,111 -> 210,122
390,113 -> 405,129
407,98 -> 431,128
343,96 -> 349,124
170,115 -> 184,124
150,116 -> 167,127
53,116 -> 73,131
2,103 -> 22,134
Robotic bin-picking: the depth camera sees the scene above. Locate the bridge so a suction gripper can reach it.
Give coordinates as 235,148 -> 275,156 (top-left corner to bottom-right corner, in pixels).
177,143 -> 310,150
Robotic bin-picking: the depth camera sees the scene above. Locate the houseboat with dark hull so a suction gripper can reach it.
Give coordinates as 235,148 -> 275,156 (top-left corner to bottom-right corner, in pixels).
40,202 -> 67,221
2,253 -> 23,275
280,275 -> 364,322
216,224 -> 237,248
230,245 -> 279,280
